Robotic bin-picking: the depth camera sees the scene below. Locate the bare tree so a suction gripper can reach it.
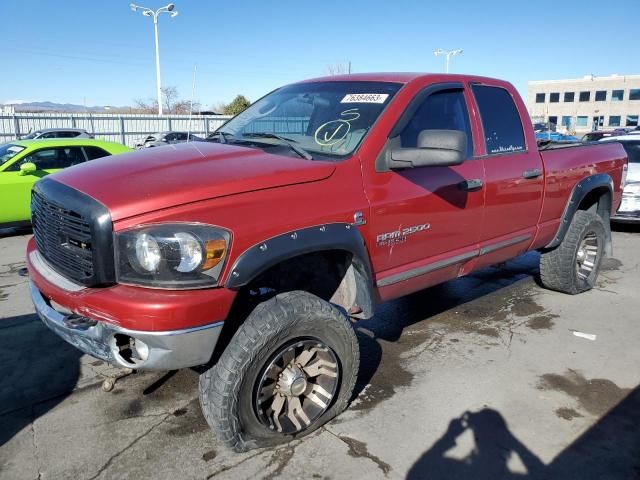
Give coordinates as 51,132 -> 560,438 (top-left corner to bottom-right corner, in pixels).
161,86 -> 179,114
326,61 -> 351,75
209,101 -> 227,115
131,87 -> 200,115
132,97 -> 157,113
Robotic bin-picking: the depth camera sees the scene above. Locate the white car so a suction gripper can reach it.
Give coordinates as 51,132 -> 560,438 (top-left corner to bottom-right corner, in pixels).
20,128 -> 94,140
601,135 -> 640,223
134,131 -> 202,149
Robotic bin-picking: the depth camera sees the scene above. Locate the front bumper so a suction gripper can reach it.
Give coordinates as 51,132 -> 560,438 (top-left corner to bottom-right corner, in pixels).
30,280 -> 223,370
612,191 -> 640,223
611,211 -> 640,223
612,196 -> 640,223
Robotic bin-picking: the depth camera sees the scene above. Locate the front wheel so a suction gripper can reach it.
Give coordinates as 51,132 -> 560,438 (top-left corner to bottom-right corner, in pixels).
539,210 -> 606,294
199,291 -> 359,452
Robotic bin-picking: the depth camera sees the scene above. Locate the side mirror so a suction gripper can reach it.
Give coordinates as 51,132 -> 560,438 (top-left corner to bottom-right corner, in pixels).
19,162 -> 37,176
389,130 -> 467,169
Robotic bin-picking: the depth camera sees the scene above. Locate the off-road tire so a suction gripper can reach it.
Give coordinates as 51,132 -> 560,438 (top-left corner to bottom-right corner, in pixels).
540,210 -> 606,294
199,290 -> 359,452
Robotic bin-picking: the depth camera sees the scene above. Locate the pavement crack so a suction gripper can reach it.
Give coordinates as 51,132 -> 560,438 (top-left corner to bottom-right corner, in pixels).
206,450 -> 264,479
86,414 -> 170,480
323,427 -> 391,476
30,406 -> 43,480
262,442 -> 300,480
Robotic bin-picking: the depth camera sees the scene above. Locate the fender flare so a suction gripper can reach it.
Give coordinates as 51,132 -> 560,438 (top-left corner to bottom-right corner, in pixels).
545,173 -> 613,250
224,223 -> 375,318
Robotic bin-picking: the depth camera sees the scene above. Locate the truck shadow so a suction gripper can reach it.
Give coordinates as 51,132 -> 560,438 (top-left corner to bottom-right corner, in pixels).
351,252 -> 540,404
0,313 -> 82,448
406,385 -> 640,479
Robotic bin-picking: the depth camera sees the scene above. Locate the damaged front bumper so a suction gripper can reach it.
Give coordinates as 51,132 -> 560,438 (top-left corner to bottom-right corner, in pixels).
30,280 -> 223,370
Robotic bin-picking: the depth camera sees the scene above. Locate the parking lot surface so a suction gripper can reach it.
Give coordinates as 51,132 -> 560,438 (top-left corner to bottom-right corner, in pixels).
1,226 -> 639,479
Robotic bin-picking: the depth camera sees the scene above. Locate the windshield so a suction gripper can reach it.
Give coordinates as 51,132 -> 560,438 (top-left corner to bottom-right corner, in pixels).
0,144 -> 25,166
216,81 -> 402,160
22,131 -> 42,139
622,142 -> 640,163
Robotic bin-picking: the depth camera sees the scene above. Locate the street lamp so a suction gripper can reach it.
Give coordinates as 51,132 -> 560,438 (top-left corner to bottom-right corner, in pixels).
130,3 -> 178,115
433,49 -> 463,74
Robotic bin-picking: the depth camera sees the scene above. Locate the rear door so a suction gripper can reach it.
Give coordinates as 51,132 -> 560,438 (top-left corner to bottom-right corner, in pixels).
470,83 -> 544,266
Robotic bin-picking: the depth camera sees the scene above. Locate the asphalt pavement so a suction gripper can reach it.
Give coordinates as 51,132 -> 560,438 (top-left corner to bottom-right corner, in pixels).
1,225 -> 639,480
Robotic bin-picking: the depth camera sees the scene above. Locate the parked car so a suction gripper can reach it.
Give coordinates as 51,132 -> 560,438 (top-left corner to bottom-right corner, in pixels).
601,135 -> 640,222
19,128 -> 94,140
0,139 -> 130,227
532,122 -> 556,133
134,131 -> 202,149
27,73 -> 627,452
535,132 -> 579,142
581,129 -> 627,142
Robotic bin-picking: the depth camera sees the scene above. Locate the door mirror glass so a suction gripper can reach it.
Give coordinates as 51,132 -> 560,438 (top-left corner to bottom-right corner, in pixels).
389,130 -> 467,169
19,162 -> 37,176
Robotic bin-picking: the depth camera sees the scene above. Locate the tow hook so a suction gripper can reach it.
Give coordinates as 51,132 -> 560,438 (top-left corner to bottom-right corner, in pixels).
101,368 -> 135,392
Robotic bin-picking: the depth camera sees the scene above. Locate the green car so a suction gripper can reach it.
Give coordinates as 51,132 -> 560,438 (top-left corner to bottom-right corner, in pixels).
0,139 -> 131,227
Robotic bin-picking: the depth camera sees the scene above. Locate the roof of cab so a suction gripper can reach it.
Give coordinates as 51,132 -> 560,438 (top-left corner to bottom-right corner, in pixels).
296,72 -> 509,86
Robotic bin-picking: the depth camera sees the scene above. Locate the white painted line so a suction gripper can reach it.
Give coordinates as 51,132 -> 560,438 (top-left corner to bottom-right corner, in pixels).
571,331 -> 597,341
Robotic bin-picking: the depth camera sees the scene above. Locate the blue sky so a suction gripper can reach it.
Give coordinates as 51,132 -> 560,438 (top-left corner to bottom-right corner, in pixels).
2,0 -> 637,108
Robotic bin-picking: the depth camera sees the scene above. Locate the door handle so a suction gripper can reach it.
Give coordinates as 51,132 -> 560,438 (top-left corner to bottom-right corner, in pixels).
458,179 -> 484,191
523,168 -> 542,179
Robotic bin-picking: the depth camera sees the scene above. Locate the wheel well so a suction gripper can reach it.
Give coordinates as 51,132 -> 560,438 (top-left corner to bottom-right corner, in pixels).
578,186 -> 611,219
208,250 -> 373,364
577,186 -> 613,255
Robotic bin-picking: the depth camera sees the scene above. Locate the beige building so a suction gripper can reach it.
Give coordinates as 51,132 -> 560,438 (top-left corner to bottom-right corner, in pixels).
527,74 -> 640,133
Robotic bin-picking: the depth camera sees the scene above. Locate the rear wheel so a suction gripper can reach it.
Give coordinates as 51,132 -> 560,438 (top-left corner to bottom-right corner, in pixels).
199,290 -> 359,452
539,210 -> 606,294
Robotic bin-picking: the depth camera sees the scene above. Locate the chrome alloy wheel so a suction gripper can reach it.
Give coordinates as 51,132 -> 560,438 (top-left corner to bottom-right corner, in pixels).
254,339 -> 340,434
576,232 -> 599,280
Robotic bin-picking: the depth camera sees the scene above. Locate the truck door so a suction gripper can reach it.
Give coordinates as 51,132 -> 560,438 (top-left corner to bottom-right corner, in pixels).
470,83 -> 544,266
362,84 -> 485,298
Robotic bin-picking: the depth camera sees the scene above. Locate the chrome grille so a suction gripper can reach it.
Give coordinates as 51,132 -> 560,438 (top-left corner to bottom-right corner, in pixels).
31,190 -> 94,282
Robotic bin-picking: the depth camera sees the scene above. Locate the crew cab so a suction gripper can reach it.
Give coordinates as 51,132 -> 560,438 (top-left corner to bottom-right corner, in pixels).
26,73 -> 627,452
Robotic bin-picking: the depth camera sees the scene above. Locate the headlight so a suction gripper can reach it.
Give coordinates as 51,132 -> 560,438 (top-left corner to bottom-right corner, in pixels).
115,223 -> 231,289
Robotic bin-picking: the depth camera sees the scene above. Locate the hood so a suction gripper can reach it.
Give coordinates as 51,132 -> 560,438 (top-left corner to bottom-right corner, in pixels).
51,142 -> 336,221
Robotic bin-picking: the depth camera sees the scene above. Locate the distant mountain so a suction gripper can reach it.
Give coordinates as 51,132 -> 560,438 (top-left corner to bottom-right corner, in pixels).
3,101 -> 117,113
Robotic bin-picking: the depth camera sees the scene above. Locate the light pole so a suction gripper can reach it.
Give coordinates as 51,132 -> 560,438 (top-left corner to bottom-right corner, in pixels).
433,49 -> 463,74
130,3 -> 178,115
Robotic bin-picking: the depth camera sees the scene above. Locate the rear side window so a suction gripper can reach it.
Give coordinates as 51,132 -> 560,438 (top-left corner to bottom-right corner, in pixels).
399,89 -> 473,158
83,146 -> 111,160
60,131 -> 81,138
472,85 -> 526,155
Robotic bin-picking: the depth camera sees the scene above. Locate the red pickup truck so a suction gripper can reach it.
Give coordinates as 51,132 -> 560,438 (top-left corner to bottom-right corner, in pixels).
27,73 -> 627,451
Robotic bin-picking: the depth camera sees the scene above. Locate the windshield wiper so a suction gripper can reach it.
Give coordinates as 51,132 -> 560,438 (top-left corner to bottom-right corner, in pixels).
241,133 -> 313,160
207,130 -> 234,144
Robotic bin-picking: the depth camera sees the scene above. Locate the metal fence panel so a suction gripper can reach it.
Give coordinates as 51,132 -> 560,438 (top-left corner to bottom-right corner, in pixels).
0,113 -> 232,147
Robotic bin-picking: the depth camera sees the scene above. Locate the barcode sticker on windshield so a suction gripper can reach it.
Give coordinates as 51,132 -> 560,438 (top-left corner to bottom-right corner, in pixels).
341,93 -> 389,104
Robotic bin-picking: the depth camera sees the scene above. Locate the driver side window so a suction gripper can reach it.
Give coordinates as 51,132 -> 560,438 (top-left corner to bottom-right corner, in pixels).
6,147 -> 86,171
400,89 -> 473,158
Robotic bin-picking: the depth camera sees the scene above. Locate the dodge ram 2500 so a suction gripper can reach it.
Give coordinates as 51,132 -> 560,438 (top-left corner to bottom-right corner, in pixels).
26,73 -> 627,451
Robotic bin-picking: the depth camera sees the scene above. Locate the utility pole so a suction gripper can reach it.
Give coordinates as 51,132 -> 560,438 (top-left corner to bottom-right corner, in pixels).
433,49 -> 463,73
130,3 -> 179,115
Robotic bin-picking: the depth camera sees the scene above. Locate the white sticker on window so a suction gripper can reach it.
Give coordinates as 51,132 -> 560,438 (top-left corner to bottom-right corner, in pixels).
341,93 -> 389,104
